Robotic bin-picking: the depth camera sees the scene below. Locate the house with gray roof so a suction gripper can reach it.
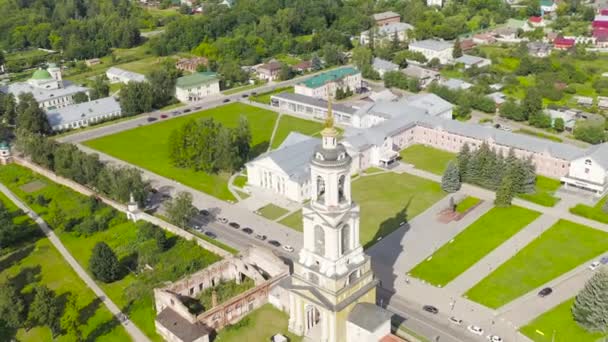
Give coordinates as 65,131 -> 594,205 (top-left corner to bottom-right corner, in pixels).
360,22 -> 414,46
347,303 -> 393,341
441,78 -> 473,90
455,54 -> 492,69
270,92 -> 356,124
409,39 -> 454,64
372,58 -> 399,77
401,65 -> 441,88
46,96 -> 121,131
106,67 -> 146,84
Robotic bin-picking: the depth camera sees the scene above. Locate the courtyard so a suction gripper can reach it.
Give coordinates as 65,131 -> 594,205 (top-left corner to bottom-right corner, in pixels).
399,144 -> 456,175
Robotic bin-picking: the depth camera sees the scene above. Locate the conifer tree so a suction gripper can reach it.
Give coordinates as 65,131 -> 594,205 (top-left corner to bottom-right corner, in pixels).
89,242 -> 121,283
457,143 -> 471,182
441,161 -> 461,193
572,269 -> 608,333
495,175 -> 514,207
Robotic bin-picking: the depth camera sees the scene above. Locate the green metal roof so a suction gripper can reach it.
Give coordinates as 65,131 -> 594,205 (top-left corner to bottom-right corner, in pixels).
176,72 -> 218,88
300,67 -> 359,88
0,141 -> 9,149
31,69 -> 52,80
540,0 -> 554,6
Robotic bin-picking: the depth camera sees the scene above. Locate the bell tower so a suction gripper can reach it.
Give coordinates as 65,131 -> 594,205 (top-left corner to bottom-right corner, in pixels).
286,101 -> 378,342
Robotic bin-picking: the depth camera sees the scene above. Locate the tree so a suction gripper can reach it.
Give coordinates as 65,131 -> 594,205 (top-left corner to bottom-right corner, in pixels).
155,229 -> 169,251
457,143 -> 472,182
554,117 -> 565,132
322,43 -> 343,66
165,191 -> 198,228
148,64 -> 180,108
73,91 -> 89,104
352,46 -> 372,70
572,269 -> 608,333
311,54 -> 323,71
61,293 -> 82,341
453,39 -> 463,58
574,120 -> 606,144
494,175 -> 514,207
441,161 -> 461,193
89,242 -> 121,283
521,88 -> 543,120
278,64 -> 294,81
89,75 -> 110,100
16,93 -> 51,135
119,81 -> 153,117
27,285 -> 60,334
499,99 -> 525,121
0,283 -> 24,331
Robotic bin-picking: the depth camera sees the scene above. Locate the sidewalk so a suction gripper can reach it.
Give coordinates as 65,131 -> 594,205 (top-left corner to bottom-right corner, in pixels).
0,183 -> 150,342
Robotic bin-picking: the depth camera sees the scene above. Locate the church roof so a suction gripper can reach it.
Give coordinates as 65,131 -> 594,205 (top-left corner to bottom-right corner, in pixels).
348,303 -> 393,332
32,69 -> 52,80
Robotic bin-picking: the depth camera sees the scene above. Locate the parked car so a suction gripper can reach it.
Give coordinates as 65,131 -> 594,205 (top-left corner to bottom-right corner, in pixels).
199,209 -> 210,216
255,234 -> 267,241
242,94 -> 249,98
449,317 -> 462,325
589,261 -> 601,271
422,305 -> 438,314
242,227 -> 253,234
538,287 -> 553,297
192,224 -> 201,230
487,335 -> 503,342
194,106 -> 202,110
146,117 -> 157,122
601,256 -> 608,264
229,222 -> 240,229
204,231 -> 217,239
218,217 -> 228,224
223,99 -> 230,103
160,114 -> 168,119
268,240 -> 281,247
282,245 -> 294,253
183,109 -> 191,113
467,325 -> 484,335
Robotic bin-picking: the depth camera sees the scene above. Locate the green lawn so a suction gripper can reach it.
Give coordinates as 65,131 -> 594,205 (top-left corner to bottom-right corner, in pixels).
214,304 -> 302,342
466,220 -> 608,309
520,298 -> 603,342
409,206 -> 540,286
278,210 -> 303,232
455,196 -> 481,213
250,86 -> 294,105
570,195 -> 608,224
518,176 -> 562,207
233,175 -> 248,188
0,164 -> 222,341
399,145 -> 456,175
257,204 -> 289,221
353,172 -> 446,249
270,115 -> 325,149
0,193 -> 129,342
84,103 -> 278,201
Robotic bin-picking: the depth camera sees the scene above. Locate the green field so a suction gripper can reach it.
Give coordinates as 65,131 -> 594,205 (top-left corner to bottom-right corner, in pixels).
466,220 -> 608,309
0,192 -> 129,342
518,176 -> 562,207
570,195 -> 608,224
271,115 -> 325,149
409,206 -> 540,286
279,210 -> 303,232
233,175 -> 248,188
352,172 -> 446,248
250,86 -> 294,105
520,298 -> 603,342
455,196 -> 481,213
399,145 -> 457,175
84,103 -> 278,201
214,304 -> 302,342
257,204 -> 289,220
0,164 -> 221,341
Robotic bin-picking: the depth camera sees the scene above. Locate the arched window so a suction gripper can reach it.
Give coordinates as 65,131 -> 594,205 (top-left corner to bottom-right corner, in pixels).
314,225 -> 325,256
338,175 -> 345,203
317,176 -> 325,203
341,224 -> 350,255
347,270 -> 360,285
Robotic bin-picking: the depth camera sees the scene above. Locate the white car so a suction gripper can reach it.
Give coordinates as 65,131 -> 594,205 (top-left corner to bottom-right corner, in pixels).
589,261 -> 601,271
283,245 -> 294,253
449,317 -> 462,325
218,217 -> 228,224
467,325 -> 484,335
487,335 -> 503,342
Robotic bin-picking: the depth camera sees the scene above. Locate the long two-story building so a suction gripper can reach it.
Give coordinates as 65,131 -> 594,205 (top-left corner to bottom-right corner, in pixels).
294,67 -> 362,100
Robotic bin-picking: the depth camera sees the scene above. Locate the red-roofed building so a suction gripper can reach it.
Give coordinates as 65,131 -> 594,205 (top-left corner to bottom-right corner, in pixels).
460,39 -> 476,52
594,28 -> 608,47
600,9 -> 608,15
379,334 -> 407,342
593,15 -> 608,29
554,37 -> 576,49
528,16 -> 545,28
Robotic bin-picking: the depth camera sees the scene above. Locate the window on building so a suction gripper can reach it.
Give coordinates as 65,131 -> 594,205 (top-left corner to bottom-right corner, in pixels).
314,225 -> 325,256
317,176 -> 325,203
338,175 -> 345,202
585,168 -> 590,174
341,224 -> 350,255
585,159 -> 592,166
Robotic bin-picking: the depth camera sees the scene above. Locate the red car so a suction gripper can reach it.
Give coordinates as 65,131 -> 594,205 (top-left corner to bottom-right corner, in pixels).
160,114 -> 168,119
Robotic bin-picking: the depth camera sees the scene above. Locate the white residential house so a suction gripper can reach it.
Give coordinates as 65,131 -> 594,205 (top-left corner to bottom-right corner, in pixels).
455,55 -> 492,69
46,97 -> 121,131
175,72 -> 220,103
294,67 -> 362,100
105,67 -> 146,84
372,58 -> 399,78
408,40 -> 454,64
359,22 -> 414,46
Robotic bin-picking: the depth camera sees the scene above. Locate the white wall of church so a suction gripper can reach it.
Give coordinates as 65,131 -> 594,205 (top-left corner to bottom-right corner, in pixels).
568,157 -> 607,185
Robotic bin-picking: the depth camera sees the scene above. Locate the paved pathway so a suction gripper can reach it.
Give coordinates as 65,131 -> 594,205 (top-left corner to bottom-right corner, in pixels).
444,215 -> 559,294
0,183 -> 149,342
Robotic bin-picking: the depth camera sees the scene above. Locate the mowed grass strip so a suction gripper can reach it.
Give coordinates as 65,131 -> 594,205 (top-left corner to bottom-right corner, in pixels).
279,210 -> 303,232
214,304 -> 302,342
455,196 -> 480,213
520,298 -> 603,342
352,172 -> 446,249
399,144 -> 456,175
518,175 -> 561,207
84,103 -> 278,201
270,115 -> 325,149
257,204 -> 289,221
409,206 -> 540,286
570,195 -> 608,224
466,220 -> 608,309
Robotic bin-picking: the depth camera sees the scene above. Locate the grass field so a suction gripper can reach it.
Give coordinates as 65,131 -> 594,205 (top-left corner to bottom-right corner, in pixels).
233,175 -> 248,188
409,206 -> 540,286
455,196 -> 481,213
214,304 -> 302,342
0,192 -> 129,342
399,145 -> 457,175
518,176 -> 562,207
271,115 -> 325,149
0,164 -> 221,341
250,86 -> 294,105
466,220 -> 608,309
570,195 -> 608,224
278,210 -> 303,232
352,172 -> 446,249
257,204 -> 289,220
520,298 -> 603,342
84,103 -> 278,201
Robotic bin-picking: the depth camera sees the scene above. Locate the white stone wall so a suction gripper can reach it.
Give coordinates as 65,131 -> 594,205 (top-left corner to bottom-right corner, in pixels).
568,157 -> 606,185
409,46 -> 453,64
176,81 -> 220,103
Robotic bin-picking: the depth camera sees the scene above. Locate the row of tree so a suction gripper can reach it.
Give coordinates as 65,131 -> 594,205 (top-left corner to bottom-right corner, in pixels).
168,116 -> 252,173
429,83 -> 497,115
442,143 -> 536,206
